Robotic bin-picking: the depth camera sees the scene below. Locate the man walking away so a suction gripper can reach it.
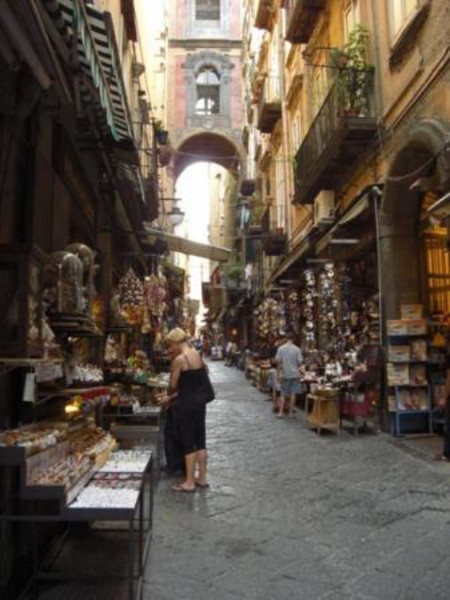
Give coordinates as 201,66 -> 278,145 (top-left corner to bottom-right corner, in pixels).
275,331 -> 303,418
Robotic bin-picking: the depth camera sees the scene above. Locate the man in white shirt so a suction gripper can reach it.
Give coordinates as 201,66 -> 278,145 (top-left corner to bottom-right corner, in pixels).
275,331 -> 303,418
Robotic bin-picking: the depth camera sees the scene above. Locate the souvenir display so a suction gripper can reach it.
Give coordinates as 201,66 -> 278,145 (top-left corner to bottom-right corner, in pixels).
117,268 -> 145,325
0,423 -> 68,455
71,363 -> 104,387
145,270 -> 168,318
70,480 -> 140,509
0,244 -> 46,357
99,449 -> 151,473
255,296 -> 286,339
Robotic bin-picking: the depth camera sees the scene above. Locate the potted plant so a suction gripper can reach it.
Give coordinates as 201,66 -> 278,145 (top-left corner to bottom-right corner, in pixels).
226,263 -> 245,288
154,119 -> 169,145
333,25 -> 374,118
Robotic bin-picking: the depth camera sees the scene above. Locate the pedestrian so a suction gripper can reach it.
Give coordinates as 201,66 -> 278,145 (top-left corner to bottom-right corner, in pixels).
275,331 -> 303,418
161,328 -> 210,492
267,337 -> 282,412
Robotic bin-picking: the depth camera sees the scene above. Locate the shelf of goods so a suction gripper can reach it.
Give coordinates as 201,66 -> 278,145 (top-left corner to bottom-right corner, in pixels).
0,421 -> 153,600
387,316 -> 433,436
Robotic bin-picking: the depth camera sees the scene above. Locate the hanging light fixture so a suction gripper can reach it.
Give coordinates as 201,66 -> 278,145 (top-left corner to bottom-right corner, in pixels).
167,206 -> 185,226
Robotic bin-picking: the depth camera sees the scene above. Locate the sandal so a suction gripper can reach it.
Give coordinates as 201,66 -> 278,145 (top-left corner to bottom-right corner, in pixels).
195,481 -> 210,489
172,483 -> 196,493
433,454 -> 450,462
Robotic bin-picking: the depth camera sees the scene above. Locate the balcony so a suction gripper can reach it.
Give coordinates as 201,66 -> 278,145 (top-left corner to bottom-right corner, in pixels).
263,229 -> 288,256
284,0 -> 326,44
257,77 -> 282,134
255,0 -> 275,31
294,70 -> 378,205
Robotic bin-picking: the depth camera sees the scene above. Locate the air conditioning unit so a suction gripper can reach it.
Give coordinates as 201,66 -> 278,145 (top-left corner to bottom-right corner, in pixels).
314,190 -> 336,227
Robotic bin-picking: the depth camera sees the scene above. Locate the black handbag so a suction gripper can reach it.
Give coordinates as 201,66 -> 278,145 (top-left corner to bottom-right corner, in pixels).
199,366 -> 215,404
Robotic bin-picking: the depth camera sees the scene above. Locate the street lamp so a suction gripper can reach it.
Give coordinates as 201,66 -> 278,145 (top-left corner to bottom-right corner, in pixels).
167,206 -> 185,226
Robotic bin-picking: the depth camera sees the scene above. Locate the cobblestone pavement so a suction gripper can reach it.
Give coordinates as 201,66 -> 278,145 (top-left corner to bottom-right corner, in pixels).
144,362 -> 450,600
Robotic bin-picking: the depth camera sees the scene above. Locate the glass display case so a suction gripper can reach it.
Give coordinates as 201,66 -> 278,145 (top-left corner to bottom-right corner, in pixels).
43,251 -> 84,316
66,243 -> 97,317
0,244 -> 45,357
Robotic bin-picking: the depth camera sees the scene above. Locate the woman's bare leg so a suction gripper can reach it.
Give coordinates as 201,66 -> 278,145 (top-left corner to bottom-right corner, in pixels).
182,452 -> 196,489
196,449 -> 208,484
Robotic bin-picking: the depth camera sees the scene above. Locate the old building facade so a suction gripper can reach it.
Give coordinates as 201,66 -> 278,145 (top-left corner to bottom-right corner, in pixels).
166,0 -> 245,179
238,0 -> 450,427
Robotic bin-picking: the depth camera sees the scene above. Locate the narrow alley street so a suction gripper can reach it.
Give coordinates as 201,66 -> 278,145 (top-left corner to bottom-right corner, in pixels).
145,362 -> 450,600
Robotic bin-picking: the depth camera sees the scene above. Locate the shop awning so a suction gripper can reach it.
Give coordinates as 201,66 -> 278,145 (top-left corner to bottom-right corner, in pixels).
144,228 -> 231,262
315,195 -> 371,256
44,0 -> 135,149
268,237 -> 311,285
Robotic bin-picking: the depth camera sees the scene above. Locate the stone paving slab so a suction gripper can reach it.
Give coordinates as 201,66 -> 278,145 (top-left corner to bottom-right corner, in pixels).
144,362 -> 450,600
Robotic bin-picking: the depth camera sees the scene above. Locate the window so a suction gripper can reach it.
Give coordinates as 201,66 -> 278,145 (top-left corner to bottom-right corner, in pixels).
195,0 -> 220,21
389,0 -> 419,36
195,67 -> 220,115
344,0 -> 361,40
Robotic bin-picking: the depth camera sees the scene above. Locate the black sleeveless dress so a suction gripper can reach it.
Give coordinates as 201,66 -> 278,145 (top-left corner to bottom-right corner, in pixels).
175,360 -> 207,455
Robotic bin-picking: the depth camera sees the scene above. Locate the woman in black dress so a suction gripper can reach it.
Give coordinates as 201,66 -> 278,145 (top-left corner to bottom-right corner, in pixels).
162,328 -> 209,492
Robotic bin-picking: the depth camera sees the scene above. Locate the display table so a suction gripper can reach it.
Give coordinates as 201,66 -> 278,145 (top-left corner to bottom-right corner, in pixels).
101,406 -> 164,476
306,389 -> 340,434
0,448 -> 153,600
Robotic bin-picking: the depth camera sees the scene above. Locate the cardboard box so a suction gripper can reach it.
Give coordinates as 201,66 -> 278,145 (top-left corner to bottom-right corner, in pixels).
410,340 -> 427,361
387,363 -> 409,386
407,320 -> 427,336
387,320 -> 408,336
401,304 -> 424,320
388,346 -> 410,362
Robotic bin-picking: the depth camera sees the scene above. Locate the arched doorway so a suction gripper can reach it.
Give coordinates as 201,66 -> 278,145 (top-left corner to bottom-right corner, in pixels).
378,118 -> 450,321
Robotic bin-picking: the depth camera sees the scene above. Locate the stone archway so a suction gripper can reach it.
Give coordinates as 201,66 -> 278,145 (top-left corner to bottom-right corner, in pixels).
379,118 -> 450,320
173,130 -> 243,180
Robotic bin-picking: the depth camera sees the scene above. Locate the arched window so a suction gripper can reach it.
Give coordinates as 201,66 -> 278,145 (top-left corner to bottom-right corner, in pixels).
195,67 -> 220,115
195,0 -> 220,21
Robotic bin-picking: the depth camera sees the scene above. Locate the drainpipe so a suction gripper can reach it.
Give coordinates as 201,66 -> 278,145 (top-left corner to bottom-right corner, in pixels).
368,0 -> 385,124
278,8 -> 292,240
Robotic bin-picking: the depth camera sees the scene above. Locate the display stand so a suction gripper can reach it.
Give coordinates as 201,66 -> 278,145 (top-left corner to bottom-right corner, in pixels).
0,448 -> 153,600
387,328 -> 433,436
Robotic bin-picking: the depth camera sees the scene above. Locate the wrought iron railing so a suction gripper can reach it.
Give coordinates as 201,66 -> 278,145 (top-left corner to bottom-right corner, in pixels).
295,68 -> 376,194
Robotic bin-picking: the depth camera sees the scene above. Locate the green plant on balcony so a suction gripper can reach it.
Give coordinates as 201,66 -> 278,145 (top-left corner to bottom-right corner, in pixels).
331,25 -> 374,117
249,191 -> 266,227
225,261 -> 245,287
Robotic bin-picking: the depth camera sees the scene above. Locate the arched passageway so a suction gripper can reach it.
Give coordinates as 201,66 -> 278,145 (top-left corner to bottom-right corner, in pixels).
379,118 -> 450,319
173,132 -> 242,180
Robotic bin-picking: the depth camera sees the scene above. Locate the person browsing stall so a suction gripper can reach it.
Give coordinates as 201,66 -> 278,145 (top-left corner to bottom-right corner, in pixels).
275,331 -> 303,418
161,328 -> 210,493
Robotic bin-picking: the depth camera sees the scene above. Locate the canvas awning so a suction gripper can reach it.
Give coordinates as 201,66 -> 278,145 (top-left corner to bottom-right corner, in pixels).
315,195 -> 371,256
268,237 -> 311,285
144,228 -> 231,262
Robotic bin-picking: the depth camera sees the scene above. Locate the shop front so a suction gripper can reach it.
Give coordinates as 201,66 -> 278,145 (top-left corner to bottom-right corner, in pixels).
378,117 -> 450,435
263,115 -> 450,438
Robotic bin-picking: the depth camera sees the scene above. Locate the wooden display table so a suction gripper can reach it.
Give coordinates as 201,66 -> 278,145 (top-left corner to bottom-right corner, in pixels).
306,388 -> 340,434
